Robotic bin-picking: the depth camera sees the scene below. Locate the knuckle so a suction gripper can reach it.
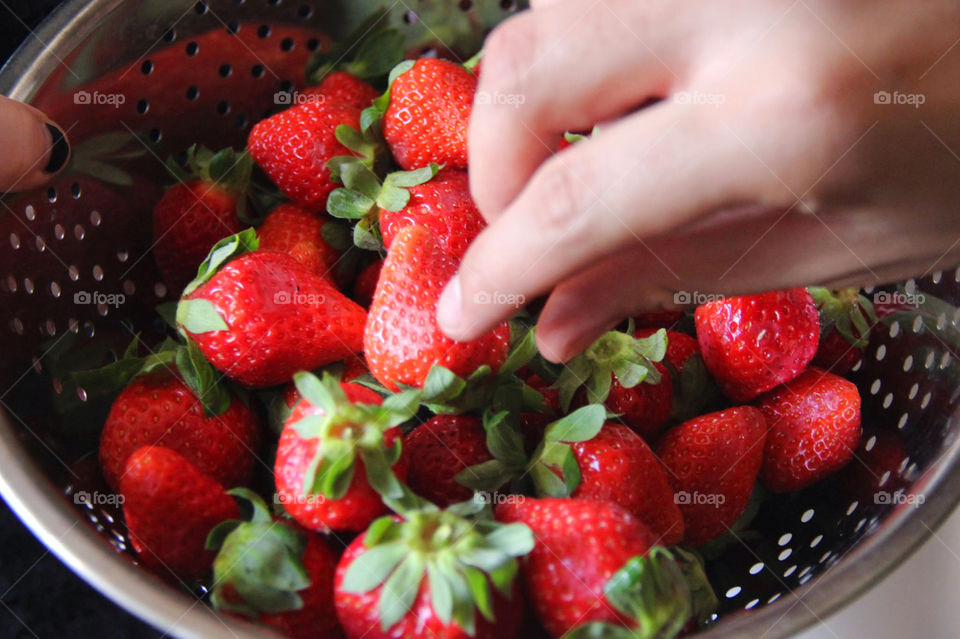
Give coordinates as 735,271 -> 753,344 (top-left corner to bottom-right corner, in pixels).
481,17 -> 538,95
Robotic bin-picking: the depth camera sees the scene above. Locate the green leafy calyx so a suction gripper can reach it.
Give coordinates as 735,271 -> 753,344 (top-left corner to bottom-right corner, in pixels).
207,489 -> 311,618
340,506 -> 533,633
290,372 -> 419,502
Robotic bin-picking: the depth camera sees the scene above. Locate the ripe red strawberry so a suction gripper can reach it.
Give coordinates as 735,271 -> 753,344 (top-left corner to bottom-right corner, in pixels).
636,328 -> 699,371
121,446 -> 240,580
257,203 -> 342,282
248,100 -> 362,209
382,59 -> 476,170
99,370 -> 260,491
178,238 -> 367,388
404,415 -> 492,507
364,225 -> 510,391
208,491 -> 344,639
655,407 -> 767,546
352,259 -> 382,308
152,146 -> 251,293
305,71 -> 379,110
274,374 -> 414,532
808,287 -> 876,375
755,366 -> 862,492
496,498 -> 704,637
334,507 -> 531,639
557,329 -> 672,440
695,289 -> 819,402
523,372 -> 560,415
379,170 -> 485,260
567,423 -> 684,546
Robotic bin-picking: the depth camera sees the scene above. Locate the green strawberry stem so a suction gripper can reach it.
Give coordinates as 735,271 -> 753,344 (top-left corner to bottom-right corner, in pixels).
207,489 -> 311,618
291,372 -> 419,501
807,286 -> 877,348
554,328 -> 668,412
340,504 -> 534,633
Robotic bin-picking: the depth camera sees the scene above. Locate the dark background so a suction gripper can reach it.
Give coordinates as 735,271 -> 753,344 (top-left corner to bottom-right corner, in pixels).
0,2 -> 162,637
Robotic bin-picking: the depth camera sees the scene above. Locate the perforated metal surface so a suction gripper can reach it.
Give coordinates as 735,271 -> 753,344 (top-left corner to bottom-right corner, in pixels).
1,1 -> 959,638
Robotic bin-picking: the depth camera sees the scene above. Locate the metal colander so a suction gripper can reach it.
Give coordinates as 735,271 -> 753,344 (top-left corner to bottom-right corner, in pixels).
1,1 -> 959,637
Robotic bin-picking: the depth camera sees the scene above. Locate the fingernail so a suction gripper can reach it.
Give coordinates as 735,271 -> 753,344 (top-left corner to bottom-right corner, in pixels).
43,123 -> 69,174
437,275 -> 463,336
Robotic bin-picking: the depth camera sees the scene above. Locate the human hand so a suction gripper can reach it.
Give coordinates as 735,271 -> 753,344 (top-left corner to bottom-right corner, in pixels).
0,95 -> 69,193
437,0 -> 960,362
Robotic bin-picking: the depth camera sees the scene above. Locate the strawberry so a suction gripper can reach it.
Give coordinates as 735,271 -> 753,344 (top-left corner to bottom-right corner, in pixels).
364,225 -> 511,391
334,506 -> 532,639
695,289 -> 819,402
306,71 -> 379,110
755,366 -> 862,492
152,146 -> 251,293
381,59 -> 476,170
208,490 -> 344,639
636,328 -> 699,371
379,169 -> 485,260
176,231 -> 367,388
496,498 -> 715,637
655,407 -> 767,546
248,100 -> 362,209
257,203 -> 342,282
808,287 -> 876,375
555,329 -> 672,440
404,415 -> 493,507
352,259 -> 382,308
99,370 -> 260,491
121,446 -> 240,580
565,423 -> 684,546
274,373 -> 417,532
521,372 -> 560,415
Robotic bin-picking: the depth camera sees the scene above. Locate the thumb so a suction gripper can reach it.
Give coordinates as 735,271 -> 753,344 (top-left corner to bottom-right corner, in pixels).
0,95 -> 70,193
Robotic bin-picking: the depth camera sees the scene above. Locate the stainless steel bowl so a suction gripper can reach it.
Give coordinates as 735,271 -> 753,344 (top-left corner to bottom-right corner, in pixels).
2,1 -> 959,637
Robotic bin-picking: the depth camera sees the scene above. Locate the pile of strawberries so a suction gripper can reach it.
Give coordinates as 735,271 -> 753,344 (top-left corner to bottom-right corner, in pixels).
75,32 -> 878,639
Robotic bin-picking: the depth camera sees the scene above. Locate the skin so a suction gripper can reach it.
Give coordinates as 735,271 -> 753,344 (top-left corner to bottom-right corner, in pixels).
438,0 -> 960,362
0,95 -> 68,192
